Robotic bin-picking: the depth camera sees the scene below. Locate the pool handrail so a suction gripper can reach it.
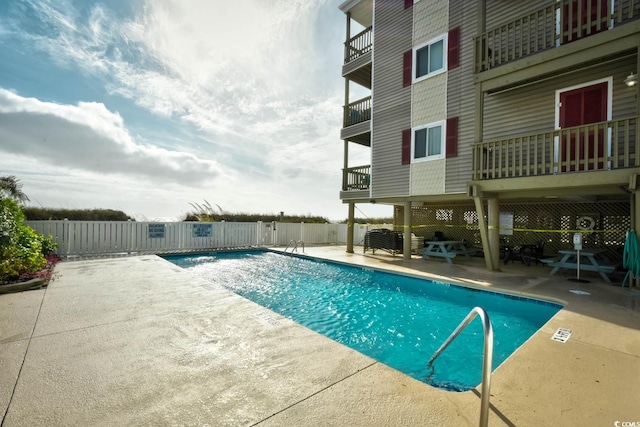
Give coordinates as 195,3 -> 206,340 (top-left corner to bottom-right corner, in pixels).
427,306 -> 493,427
284,240 -> 305,253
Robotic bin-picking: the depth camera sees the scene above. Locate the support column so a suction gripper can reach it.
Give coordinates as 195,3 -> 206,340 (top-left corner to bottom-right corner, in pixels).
477,0 -> 486,34
630,188 -> 640,288
487,197 -> 500,271
473,195 -> 493,270
403,201 -> 412,260
344,12 -> 351,64
343,140 -> 349,191
344,13 -> 351,129
636,41 -> 640,114
346,202 -> 355,254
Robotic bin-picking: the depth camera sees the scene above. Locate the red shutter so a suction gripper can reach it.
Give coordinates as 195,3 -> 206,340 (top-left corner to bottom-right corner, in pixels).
402,129 -> 411,165
402,50 -> 412,88
446,117 -> 458,158
448,27 -> 460,70
404,0 -> 413,9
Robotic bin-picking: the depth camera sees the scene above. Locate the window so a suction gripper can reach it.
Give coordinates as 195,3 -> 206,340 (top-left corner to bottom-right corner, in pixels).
414,35 -> 446,82
412,121 -> 445,162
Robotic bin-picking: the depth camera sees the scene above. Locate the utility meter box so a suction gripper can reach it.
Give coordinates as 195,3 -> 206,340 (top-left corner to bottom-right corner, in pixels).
573,233 -> 583,251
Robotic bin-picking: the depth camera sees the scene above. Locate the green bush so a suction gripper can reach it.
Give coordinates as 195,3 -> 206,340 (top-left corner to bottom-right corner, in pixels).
0,198 -> 23,245
40,235 -> 57,255
22,207 -> 133,221
0,198 -> 48,282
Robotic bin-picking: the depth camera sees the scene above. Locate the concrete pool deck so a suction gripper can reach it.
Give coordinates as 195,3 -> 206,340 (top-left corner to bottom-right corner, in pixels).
0,247 -> 638,426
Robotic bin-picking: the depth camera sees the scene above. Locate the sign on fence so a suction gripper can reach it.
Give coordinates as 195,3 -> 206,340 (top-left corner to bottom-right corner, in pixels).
192,223 -> 212,237
148,224 -> 165,238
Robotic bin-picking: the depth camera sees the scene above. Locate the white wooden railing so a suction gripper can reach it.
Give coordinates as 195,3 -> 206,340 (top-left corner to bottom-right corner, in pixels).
25,220 -> 394,257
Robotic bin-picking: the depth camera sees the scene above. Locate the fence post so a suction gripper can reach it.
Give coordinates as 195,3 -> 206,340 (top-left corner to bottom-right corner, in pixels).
301,222 -> 305,243
127,219 -> 132,255
256,221 -> 261,247
63,218 -> 70,259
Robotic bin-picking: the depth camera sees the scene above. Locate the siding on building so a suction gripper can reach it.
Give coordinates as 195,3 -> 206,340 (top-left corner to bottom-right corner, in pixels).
341,121 -> 371,142
445,0 -> 477,193
414,0 -> 449,45
411,0 -> 448,126
342,52 -> 372,78
371,0 -> 413,198
411,0 -> 448,195
411,159 -> 446,195
483,56 -> 637,142
412,74 -> 447,125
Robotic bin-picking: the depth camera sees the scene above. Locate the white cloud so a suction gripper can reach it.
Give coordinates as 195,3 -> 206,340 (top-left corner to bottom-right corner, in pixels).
18,0 -> 340,141
0,88 -> 226,186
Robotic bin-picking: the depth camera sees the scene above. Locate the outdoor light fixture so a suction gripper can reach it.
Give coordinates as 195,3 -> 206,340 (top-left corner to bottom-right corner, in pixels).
624,72 -> 638,87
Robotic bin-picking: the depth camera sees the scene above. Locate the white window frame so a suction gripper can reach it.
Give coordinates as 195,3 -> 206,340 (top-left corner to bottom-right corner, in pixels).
413,34 -> 447,83
411,120 -> 446,163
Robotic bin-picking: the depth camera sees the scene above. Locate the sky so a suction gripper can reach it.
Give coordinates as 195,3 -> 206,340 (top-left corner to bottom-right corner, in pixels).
0,0 -> 387,221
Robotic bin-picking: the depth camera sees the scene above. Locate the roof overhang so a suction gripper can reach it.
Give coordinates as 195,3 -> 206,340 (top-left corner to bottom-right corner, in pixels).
339,0 -> 373,28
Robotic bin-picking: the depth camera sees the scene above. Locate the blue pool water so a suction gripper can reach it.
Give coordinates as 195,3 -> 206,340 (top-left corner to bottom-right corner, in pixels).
164,251 -> 562,391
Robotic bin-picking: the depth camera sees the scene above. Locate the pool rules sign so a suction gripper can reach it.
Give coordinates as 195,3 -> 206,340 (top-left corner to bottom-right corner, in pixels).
192,223 -> 212,238
551,328 -> 572,343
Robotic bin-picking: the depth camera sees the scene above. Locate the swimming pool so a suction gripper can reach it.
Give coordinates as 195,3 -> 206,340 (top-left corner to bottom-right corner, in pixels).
164,251 -> 562,391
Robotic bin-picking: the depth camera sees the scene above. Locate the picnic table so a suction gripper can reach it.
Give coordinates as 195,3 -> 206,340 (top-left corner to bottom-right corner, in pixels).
419,241 -> 474,264
540,248 -> 615,283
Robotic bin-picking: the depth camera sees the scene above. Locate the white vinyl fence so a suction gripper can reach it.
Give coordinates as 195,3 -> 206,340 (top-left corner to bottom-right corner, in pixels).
25,220 -> 393,257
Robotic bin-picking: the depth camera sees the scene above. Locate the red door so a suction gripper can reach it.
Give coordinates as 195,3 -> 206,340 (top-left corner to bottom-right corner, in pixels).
559,82 -> 607,171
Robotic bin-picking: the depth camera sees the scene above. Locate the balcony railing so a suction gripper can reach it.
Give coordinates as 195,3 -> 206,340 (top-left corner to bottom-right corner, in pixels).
344,26 -> 372,63
474,0 -> 640,73
343,96 -> 372,128
343,165 -> 371,191
472,116 -> 640,180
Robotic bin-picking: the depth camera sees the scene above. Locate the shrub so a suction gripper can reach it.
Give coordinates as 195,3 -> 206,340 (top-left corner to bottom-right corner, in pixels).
0,198 -> 23,245
22,207 -> 134,221
40,235 -> 57,255
0,198 -> 48,282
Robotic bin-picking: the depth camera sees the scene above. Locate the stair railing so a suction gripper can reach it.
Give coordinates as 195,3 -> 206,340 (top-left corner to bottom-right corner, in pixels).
427,306 -> 494,427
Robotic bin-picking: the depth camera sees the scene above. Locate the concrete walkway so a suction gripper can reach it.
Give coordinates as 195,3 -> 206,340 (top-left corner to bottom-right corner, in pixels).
0,248 -> 639,426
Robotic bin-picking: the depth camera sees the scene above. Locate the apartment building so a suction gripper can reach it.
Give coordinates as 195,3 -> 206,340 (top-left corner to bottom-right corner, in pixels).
339,0 -> 640,270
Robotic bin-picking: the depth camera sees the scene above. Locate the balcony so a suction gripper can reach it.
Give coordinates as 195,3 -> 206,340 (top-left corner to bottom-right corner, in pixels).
343,26 -> 372,88
474,0 -> 640,73
342,164 -> 371,198
472,116 -> 639,181
341,96 -> 371,146
343,96 -> 371,126
345,26 -> 372,63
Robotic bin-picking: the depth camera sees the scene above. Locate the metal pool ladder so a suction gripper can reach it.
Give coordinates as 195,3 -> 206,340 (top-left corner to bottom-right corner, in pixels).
284,240 -> 305,253
426,307 -> 494,427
